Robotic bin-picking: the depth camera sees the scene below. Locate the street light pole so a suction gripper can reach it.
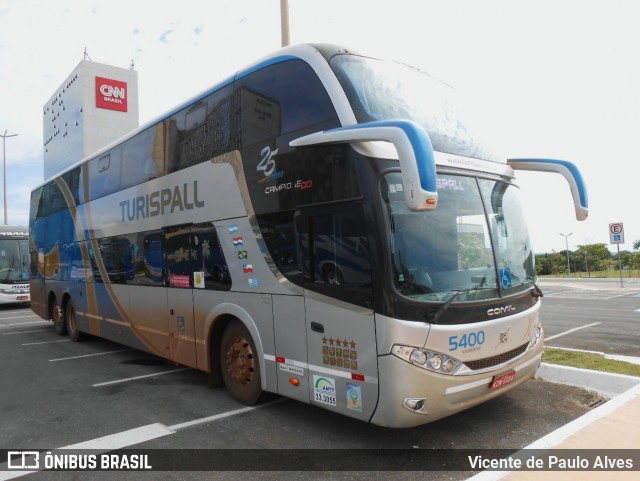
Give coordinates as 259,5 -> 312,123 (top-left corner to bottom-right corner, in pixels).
560,232 -> 573,276
1,130 -> 18,226
280,0 -> 290,47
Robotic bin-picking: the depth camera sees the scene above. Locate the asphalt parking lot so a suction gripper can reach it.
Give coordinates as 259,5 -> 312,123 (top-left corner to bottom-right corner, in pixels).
1,278 -> 636,480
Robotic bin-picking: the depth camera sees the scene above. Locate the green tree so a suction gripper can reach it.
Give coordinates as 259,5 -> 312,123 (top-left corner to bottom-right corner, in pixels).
458,233 -> 487,268
536,243 -> 613,275
535,254 -> 553,276
574,244 -> 610,273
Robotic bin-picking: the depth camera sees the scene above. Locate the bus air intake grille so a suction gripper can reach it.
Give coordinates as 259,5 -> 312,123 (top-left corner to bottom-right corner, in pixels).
464,343 -> 529,371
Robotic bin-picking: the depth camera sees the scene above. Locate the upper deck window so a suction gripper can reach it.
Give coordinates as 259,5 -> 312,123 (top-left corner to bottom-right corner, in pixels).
331,55 -> 500,162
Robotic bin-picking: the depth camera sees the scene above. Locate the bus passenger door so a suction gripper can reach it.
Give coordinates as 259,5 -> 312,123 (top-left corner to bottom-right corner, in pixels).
163,226 -> 198,369
296,203 -> 379,421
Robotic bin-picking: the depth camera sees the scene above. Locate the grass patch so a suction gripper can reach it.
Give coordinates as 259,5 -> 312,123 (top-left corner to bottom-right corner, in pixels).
543,348 -> 640,377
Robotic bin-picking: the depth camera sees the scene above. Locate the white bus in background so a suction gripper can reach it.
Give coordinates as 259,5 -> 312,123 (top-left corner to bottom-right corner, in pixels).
0,226 -> 30,304
29,44 -> 587,428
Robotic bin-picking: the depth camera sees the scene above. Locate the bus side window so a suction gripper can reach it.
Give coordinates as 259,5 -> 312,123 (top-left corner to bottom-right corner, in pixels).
128,231 -> 163,286
295,203 -> 373,308
61,167 -> 81,206
121,126 -> 165,189
91,236 -> 136,284
193,224 -> 231,290
161,224 -> 231,291
237,59 -> 337,148
30,186 -> 43,223
48,182 -> 66,214
87,147 -> 122,200
166,85 -> 236,174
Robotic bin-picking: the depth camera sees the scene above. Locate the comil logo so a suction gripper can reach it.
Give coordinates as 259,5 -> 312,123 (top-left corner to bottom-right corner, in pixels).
95,76 -> 128,112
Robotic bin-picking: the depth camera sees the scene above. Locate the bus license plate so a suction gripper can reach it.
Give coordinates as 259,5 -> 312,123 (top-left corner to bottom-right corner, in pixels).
490,371 -> 516,390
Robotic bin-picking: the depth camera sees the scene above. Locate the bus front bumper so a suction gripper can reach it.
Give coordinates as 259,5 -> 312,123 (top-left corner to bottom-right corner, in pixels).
370,344 -> 543,428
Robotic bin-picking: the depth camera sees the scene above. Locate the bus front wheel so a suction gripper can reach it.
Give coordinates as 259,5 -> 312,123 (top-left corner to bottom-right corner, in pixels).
220,320 -> 262,405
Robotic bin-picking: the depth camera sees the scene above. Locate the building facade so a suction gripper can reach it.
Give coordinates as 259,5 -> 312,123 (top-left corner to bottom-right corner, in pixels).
43,60 -> 139,180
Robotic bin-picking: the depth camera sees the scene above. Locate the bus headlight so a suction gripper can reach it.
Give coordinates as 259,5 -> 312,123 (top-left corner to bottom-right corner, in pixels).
392,345 -> 462,375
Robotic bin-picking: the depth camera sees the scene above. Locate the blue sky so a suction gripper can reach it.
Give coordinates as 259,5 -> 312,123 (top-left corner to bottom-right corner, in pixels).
1,0 -> 639,253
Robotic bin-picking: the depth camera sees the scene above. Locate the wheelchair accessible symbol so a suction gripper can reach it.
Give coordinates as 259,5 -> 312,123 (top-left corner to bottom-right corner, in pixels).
499,268 -> 512,289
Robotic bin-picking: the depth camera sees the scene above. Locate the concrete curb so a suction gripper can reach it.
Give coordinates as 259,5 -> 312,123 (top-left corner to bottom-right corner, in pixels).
467,365 -> 640,481
535,362 -> 640,398
467,381 -> 640,481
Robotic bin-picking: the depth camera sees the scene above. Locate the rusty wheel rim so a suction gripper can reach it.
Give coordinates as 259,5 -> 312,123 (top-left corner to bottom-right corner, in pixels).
225,336 -> 255,386
52,305 -> 63,330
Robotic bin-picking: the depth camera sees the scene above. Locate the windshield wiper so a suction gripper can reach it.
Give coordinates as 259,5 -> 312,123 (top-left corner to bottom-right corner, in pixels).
427,286 -> 490,323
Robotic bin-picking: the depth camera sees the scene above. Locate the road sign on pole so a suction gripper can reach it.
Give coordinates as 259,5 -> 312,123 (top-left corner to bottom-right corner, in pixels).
609,222 -> 624,244
609,222 -> 625,287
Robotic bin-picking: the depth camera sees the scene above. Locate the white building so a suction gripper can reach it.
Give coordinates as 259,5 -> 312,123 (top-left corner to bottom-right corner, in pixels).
43,59 -> 139,179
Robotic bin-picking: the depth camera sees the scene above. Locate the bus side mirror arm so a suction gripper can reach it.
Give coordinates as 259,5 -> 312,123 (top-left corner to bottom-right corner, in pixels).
290,120 -> 438,211
507,158 -> 588,221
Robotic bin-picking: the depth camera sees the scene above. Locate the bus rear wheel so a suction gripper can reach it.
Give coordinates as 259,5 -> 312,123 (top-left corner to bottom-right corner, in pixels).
51,299 -> 67,336
66,299 -> 85,342
220,320 -> 262,405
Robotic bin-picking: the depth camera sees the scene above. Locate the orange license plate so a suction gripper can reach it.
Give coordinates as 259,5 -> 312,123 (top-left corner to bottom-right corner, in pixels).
490,371 -> 516,390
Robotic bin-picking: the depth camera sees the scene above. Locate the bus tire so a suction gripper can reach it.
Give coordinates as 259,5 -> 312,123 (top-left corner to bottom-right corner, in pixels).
51,299 -> 67,336
66,299 -> 85,342
220,319 -> 262,405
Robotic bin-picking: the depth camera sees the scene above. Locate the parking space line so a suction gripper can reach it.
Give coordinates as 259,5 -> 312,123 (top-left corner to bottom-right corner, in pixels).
0,399 -> 285,480
92,368 -> 191,387
50,349 -> 133,362
544,321 -> 602,341
64,422 -> 175,449
3,328 -> 52,335
0,424 -> 174,481
543,290 -> 573,296
168,398 -> 287,431
22,339 -> 71,346
0,321 -> 50,328
605,292 -> 638,299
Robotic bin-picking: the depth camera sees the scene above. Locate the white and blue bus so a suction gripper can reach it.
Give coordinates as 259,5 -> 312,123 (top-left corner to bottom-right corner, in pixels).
0,226 -> 30,304
29,44 -> 587,427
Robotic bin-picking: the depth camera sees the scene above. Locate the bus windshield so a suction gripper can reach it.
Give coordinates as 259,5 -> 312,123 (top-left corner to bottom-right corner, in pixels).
383,172 -> 536,304
331,54 -> 498,161
0,238 -> 30,282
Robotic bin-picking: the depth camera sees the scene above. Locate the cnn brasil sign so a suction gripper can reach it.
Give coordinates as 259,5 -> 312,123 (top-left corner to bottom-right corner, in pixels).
95,76 -> 128,112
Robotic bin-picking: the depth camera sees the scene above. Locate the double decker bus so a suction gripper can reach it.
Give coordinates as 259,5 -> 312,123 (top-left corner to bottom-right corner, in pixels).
0,226 -> 30,304
29,44 -> 587,427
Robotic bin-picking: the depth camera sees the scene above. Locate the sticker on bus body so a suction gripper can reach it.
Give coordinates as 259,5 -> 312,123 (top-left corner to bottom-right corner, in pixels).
313,375 -> 336,407
279,362 -> 304,377
346,383 -> 362,412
